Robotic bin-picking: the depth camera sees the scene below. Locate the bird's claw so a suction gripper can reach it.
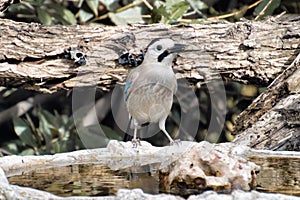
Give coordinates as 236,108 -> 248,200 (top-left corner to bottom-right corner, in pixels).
169,139 -> 181,146
131,138 -> 141,148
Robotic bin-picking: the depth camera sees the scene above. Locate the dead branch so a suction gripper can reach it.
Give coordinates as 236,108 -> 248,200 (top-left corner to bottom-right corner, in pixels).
0,16 -> 300,92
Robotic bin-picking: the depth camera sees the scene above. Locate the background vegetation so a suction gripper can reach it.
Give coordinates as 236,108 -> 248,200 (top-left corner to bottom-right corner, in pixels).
0,0 -> 299,155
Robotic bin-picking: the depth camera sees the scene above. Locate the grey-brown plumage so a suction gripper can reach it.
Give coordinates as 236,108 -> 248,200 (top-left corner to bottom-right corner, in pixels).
124,38 -> 185,147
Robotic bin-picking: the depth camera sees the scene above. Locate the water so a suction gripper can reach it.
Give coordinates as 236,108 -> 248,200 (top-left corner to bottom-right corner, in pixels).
7,155 -> 300,197
249,155 -> 300,196
9,164 -> 130,197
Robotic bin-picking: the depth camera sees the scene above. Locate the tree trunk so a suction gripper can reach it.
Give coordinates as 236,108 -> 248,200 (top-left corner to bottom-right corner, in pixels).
0,16 -> 299,150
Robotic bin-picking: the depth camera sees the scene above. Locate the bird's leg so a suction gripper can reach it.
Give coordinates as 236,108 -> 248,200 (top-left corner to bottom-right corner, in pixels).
132,126 -> 138,148
132,119 -> 140,148
159,119 -> 180,145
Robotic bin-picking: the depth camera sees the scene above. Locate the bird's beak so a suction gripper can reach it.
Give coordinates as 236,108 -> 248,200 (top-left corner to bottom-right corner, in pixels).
169,44 -> 186,53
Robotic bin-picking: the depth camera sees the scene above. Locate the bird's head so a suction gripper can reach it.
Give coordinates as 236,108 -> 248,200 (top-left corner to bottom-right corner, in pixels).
143,38 -> 185,66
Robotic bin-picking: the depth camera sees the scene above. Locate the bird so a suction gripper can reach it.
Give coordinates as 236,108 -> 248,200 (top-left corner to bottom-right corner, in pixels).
123,38 -> 185,147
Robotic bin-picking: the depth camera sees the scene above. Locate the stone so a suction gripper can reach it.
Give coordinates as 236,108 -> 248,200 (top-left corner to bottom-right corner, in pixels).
161,141 -> 259,195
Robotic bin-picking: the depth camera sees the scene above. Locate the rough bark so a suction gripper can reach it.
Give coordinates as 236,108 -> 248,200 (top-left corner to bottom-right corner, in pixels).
0,16 -> 300,93
233,53 -> 300,151
1,16 -> 300,150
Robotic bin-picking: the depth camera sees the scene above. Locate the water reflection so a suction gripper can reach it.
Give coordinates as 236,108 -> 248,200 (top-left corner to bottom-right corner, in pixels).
9,164 -> 131,197
8,155 -> 300,197
249,156 -> 300,196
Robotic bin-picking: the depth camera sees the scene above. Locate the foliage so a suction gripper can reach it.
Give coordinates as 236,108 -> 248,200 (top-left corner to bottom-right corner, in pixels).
3,0 -> 295,25
1,107 -> 83,155
7,0 -> 77,25
254,0 -> 282,20
151,0 -> 191,24
0,94 -> 121,155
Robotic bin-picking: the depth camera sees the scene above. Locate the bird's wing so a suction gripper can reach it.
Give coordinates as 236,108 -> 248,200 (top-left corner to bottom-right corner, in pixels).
124,82 -> 131,101
124,70 -> 139,101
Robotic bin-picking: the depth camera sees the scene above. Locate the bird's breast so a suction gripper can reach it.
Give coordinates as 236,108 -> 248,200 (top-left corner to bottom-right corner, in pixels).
126,82 -> 174,124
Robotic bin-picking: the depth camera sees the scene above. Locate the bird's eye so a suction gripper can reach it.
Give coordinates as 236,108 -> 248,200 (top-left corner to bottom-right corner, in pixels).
156,45 -> 162,51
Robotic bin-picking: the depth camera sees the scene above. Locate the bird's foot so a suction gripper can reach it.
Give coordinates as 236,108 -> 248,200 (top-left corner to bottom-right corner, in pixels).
131,138 -> 141,148
169,139 -> 181,146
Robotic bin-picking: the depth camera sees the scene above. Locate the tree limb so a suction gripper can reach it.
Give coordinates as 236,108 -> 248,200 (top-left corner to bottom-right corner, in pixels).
233,52 -> 300,151
0,16 -> 300,92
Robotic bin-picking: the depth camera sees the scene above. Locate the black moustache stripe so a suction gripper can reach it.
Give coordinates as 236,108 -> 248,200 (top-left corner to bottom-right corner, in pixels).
158,50 -> 170,62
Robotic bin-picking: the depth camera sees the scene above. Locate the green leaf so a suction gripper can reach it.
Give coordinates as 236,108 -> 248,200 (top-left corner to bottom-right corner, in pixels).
151,5 -> 168,23
169,1 -> 190,22
1,142 -> 19,154
86,0 -> 99,16
38,114 -> 53,152
36,0 -> 46,6
187,0 -> 207,11
25,113 -> 43,146
108,7 -> 144,25
153,0 -> 165,8
54,110 -> 67,124
13,117 -> 37,148
38,108 -> 59,128
20,148 -> 35,156
165,0 -> 180,10
78,9 -> 94,22
8,4 -> 29,14
37,7 -> 52,25
75,0 -> 85,8
2,88 -> 17,98
53,140 -> 71,153
155,0 -> 189,24
100,0 -> 120,11
48,4 -> 77,25
254,0 -> 281,20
